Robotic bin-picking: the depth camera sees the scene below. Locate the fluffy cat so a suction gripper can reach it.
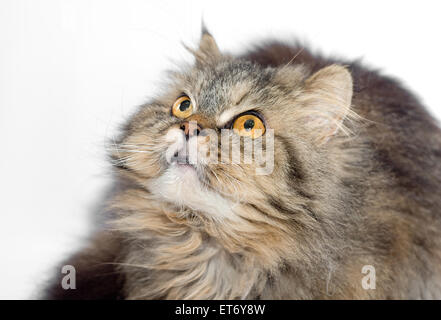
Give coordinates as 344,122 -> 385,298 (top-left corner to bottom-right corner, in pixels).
43,28 -> 441,299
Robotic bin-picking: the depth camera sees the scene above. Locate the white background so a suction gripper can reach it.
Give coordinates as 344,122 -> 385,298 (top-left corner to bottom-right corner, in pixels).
1,0 -> 440,299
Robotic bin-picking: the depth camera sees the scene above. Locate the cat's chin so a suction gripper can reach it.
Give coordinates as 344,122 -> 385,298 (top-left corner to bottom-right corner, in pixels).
160,163 -> 200,186
148,164 -> 198,202
148,163 -> 236,220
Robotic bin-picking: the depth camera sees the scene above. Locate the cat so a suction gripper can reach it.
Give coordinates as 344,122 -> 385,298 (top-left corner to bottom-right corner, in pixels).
43,28 -> 441,299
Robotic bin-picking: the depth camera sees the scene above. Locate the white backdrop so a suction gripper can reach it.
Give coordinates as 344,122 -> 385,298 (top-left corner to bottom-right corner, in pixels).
1,0 -> 440,299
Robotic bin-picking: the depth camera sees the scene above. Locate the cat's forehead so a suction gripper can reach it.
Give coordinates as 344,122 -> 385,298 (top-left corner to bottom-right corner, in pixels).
182,60 -> 274,116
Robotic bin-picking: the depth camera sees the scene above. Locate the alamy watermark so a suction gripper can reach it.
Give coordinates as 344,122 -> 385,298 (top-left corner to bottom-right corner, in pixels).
59,264 -> 376,292
61,265 -> 76,290
361,265 -> 376,290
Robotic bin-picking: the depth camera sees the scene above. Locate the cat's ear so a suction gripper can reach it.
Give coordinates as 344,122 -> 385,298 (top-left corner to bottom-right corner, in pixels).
297,64 -> 353,144
191,27 -> 221,66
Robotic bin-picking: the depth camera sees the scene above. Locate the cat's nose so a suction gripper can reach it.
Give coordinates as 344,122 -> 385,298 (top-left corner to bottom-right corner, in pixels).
180,121 -> 202,140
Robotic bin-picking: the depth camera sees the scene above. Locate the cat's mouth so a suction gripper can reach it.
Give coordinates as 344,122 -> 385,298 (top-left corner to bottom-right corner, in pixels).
167,149 -> 207,184
163,131 -> 210,185
171,151 -> 193,166
169,151 -> 198,170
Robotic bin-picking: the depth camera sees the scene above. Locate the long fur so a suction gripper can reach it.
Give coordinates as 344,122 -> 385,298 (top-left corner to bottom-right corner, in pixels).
43,34 -> 441,300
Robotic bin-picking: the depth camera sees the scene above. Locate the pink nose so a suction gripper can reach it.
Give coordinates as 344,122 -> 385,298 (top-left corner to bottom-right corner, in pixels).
180,121 -> 202,140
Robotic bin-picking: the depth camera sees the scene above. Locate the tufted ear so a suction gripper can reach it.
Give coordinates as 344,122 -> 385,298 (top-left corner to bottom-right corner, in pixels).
296,65 -> 353,144
190,26 -> 221,66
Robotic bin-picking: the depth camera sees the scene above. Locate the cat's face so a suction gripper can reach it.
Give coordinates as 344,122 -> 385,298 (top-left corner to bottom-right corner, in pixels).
112,32 -> 353,224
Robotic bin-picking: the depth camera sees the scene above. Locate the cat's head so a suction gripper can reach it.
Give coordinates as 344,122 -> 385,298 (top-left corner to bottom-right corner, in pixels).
111,30 -> 353,229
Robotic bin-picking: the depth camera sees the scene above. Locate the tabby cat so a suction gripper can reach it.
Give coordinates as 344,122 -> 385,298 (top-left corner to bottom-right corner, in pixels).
44,28 -> 441,299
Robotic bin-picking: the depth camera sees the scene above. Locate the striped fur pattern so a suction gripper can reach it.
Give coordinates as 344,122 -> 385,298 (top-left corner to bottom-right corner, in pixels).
44,30 -> 441,299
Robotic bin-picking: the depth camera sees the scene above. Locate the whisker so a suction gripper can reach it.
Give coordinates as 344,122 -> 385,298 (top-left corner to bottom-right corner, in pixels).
114,149 -> 157,154
283,47 -> 305,68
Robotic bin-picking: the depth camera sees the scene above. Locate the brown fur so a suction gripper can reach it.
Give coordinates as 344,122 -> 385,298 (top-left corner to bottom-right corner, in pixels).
43,31 -> 441,299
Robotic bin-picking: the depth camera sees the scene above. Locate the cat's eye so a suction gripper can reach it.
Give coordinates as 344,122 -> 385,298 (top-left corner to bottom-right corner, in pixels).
172,95 -> 193,118
232,113 -> 266,139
